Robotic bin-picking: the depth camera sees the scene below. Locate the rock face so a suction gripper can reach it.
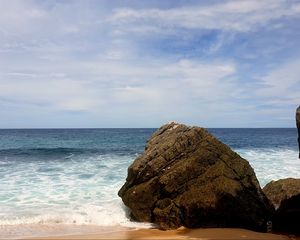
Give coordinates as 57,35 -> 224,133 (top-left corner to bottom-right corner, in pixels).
263,178 -> 300,209
263,178 -> 300,234
297,106 -> 300,158
119,122 -> 274,231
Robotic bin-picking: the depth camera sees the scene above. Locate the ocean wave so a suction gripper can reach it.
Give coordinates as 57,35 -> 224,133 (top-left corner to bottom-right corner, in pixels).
0,201 -> 152,228
237,148 -> 300,186
0,147 -> 140,158
0,153 -> 140,231
0,147 -> 94,156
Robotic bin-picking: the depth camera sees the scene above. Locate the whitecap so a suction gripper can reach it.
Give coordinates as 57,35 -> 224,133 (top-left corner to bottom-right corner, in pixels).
237,148 -> 300,187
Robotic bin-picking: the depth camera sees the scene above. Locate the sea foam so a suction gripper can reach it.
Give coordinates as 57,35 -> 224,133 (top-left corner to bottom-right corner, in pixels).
238,148 -> 300,187
0,153 -> 152,229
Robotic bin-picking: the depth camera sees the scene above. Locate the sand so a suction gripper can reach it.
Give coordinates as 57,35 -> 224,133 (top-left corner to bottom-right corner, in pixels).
22,226 -> 298,240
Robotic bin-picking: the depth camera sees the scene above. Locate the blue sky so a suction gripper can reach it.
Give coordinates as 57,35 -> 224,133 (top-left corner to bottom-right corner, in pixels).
0,0 -> 300,128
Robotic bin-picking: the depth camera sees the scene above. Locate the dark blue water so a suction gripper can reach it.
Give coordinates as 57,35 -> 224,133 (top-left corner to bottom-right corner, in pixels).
0,128 -> 297,155
0,128 -> 299,228
210,128 -> 298,150
0,128 -> 152,156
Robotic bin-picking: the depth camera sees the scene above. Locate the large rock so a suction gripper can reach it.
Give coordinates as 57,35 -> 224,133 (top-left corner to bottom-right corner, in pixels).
297,106 -> 300,159
263,178 -> 300,234
119,122 -> 274,231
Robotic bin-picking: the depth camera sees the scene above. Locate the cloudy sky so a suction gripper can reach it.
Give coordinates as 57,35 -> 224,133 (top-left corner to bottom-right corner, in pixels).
0,0 -> 300,128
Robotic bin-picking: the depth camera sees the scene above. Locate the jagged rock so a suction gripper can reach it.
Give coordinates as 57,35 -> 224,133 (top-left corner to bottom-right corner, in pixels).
119,122 -> 274,231
263,178 -> 300,209
296,106 -> 300,158
263,178 -> 300,234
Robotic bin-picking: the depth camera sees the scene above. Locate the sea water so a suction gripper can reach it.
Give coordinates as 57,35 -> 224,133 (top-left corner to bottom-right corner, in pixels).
0,128 -> 300,237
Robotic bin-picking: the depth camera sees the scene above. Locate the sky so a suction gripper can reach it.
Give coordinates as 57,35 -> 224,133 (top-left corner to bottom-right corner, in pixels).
0,0 -> 300,128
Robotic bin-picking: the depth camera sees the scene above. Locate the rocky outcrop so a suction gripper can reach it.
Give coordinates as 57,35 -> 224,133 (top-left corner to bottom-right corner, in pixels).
263,178 -> 300,209
119,122 -> 274,231
297,106 -> 300,158
263,178 -> 300,234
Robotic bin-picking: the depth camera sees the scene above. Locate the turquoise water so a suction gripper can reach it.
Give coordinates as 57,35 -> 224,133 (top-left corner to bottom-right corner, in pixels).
0,128 -> 299,228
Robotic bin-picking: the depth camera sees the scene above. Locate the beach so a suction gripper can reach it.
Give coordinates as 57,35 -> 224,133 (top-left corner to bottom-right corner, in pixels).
20,226 -> 295,240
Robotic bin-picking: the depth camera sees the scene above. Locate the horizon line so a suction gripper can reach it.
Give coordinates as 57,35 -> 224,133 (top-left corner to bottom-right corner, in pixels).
0,127 -> 297,130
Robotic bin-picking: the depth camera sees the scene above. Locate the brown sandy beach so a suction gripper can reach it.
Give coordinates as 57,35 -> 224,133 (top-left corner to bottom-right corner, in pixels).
22,226 -> 297,240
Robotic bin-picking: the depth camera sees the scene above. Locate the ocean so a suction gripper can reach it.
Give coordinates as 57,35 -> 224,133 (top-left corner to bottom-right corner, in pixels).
1,128 -> 300,237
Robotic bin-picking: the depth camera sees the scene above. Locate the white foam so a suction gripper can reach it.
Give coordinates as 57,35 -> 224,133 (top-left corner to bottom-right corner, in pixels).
237,148 -> 300,187
0,154 -> 153,229
0,200 -> 152,228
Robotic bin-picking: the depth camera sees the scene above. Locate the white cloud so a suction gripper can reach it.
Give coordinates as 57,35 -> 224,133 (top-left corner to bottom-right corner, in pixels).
0,0 -> 298,127
160,60 -> 236,99
0,58 -> 236,114
109,0 -> 300,33
0,76 -> 100,111
257,59 -> 300,104
63,25 -> 80,34
0,0 -> 46,31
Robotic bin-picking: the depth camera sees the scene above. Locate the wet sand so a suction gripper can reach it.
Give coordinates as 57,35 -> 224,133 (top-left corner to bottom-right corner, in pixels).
23,226 -> 297,240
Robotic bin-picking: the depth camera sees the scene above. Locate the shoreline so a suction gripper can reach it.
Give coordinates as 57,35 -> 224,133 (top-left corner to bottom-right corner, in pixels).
28,228 -> 294,240
7,225 -> 295,240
